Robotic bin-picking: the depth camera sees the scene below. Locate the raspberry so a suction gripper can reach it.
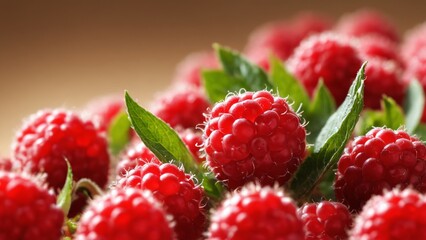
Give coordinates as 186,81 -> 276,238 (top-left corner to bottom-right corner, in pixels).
299,201 -> 352,240
403,49 -> 426,122
151,86 -> 210,129
173,51 -> 218,87
0,171 -> 64,240
287,33 -> 363,105
116,141 -> 161,177
12,109 -> 110,190
0,157 -> 12,171
82,94 -> 125,133
356,35 -> 403,66
207,185 -> 305,240
178,128 -> 205,164
75,188 -> 174,240
401,23 -> 426,63
117,162 -> 206,240
203,91 -> 306,189
350,188 -> 426,240
363,59 -> 406,109
335,9 -> 400,42
334,127 -> 426,211
244,13 -> 331,69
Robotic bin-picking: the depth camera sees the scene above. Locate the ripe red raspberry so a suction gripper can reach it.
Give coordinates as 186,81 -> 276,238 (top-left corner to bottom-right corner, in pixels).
356,36 -> 403,66
82,94 -> 125,133
207,185 -> 305,240
335,127 -> 426,211
0,171 -> 64,240
151,86 -> 210,129
0,157 -> 12,171
117,162 -> 206,240
287,33 -> 363,105
403,49 -> 426,122
116,141 -> 161,177
351,188 -> 426,240
75,188 -> 174,240
335,9 -> 400,42
244,13 -> 331,69
173,51 -> 218,87
401,23 -> 426,63
299,201 -> 352,240
203,91 -> 306,189
363,59 -> 406,109
12,109 -> 110,190
178,128 -> 205,164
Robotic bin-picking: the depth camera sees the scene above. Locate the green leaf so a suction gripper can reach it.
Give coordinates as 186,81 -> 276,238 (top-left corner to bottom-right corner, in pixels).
270,58 -> 310,109
358,110 -> 384,135
290,63 -> 366,200
57,160 -> 73,216
214,44 -> 274,90
404,79 -> 425,133
125,92 -> 223,199
358,96 -> 405,135
202,70 -> 251,103
414,124 -> 426,141
382,96 -> 405,130
108,112 -> 131,155
305,81 -> 336,143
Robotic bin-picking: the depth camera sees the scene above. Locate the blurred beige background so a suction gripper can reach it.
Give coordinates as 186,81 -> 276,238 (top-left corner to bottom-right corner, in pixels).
1,0 -> 425,155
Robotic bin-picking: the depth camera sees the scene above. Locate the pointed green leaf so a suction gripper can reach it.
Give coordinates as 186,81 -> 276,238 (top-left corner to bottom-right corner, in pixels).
404,79 -> 425,133
358,96 -> 405,135
270,58 -> 310,109
108,112 -> 131,155
202,70 -> 251,103
382,96 -> 405,130
414,124 -> 426,141
125,92 -> 223,199
214,44 -> 274,90
290,63 -> 366,200
57,160 -> 73,216
358,110 -> 385,135
305,81 -> 336,143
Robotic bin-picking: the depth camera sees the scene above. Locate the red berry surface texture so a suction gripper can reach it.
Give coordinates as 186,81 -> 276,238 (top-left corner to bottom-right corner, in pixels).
335,128 -> 426,211
299,201 -> 353,240
12,110 -> 110,190
351,188 -> 426,240
207,185 -> 305,240
287,33 -> 363,105
0,171 -> 64,240
203,91 -> 307,189
75,188 -> 174,240
117,162 -> 206,240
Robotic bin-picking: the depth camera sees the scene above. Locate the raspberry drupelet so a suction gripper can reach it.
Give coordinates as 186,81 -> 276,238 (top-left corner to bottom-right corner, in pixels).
203,91 -> 307,189
0,171 -> 64,240
151,86 -> 210,129
335,127 -> 426,211
12,109 -> 110,191
75,188 -> 174,240
207,185 -> 305,240
351,188 -> 426,240
117,162 -> 206,240
287,33 -> 363,105
299,201 -> 353,240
